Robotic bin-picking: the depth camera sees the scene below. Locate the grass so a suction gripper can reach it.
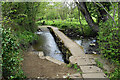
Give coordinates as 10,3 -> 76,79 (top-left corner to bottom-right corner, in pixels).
37,19 -> 88,28
67,63 -> 81,73
36,19 -> 97,37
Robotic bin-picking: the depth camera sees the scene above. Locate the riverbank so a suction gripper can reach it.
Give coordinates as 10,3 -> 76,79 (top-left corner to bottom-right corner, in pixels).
22,46 -> 80,78
22,26 -> 113,79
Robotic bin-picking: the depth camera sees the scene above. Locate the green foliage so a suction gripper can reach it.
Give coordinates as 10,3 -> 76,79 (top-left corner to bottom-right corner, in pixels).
73,64 -> 81,72
2,2 -> 40,79
109,68 -> 120,80
2,28 -> 25,79
67,63 -> 80,72
2,2 -> 39,32
95,59 -> 103,69
98,19 -> 120,62
38,19 -> 96,37
16,31 -> 38,49
67,63 -> 72,68
73,64 -> 78,70
46,19 -> 96,37
98,19 -> 120,79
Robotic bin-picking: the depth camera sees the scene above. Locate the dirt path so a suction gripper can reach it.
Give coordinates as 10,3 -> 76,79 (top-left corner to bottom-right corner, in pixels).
22,50 -> 79,78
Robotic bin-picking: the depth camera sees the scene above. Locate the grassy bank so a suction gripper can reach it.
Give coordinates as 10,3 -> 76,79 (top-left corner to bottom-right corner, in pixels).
37,19 -> 97,37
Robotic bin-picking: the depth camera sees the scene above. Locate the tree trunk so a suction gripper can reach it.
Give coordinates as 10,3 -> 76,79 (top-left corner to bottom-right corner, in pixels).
78,6 -> 84,35
76,2 -> 99,32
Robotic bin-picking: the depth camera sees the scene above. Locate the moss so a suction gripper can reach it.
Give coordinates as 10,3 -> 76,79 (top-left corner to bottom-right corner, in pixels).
48,27 -> 72,64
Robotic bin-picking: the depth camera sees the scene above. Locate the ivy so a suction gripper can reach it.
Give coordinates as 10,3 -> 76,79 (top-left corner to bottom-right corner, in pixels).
2,27 -> 25,79
1,2 -> 40,79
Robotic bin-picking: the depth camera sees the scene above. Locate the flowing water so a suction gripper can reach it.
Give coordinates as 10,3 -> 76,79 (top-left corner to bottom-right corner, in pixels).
32,29 -> 113,72
74,38 -> 97,54
74,38 -> 114,72
32,31 -> 64,62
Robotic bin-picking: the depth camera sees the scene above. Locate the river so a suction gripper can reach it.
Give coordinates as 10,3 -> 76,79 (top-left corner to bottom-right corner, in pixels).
32,30 -> 64,62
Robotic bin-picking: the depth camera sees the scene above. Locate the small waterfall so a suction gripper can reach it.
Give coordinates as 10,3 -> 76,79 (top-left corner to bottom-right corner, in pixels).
33,31 -> 64,62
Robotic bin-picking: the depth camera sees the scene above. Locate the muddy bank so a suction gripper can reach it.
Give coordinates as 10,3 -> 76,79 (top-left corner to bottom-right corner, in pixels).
22,48 -> 78,78
48,27 -> 72,64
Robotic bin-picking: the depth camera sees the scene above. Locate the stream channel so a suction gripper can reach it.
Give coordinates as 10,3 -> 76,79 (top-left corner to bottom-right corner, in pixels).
74,38 -> 98,54
32,28 -> 113,72
32,30 -> 64,62
32,29 -> 98,62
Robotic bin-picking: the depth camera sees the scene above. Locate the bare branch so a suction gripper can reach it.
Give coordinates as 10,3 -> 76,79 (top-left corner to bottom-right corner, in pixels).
92,0 -> 116,24
110,0 -> 116,19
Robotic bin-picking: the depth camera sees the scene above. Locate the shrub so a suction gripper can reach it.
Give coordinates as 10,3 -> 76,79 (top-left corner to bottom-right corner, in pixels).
98,19 -> 120,80
16,31 -> 38,47
98,20 -> 120,62
109,68 -> 120,79
2,28 -> 25,79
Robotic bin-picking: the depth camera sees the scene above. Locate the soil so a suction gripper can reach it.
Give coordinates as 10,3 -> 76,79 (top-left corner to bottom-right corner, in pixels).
22,51 -> 77,78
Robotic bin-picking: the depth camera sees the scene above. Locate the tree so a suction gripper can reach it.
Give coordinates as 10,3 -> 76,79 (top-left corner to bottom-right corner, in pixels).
75,1 -> 116,32
57,2 -> 68,20
2,2 -> 40,32
75,2 -> 99,32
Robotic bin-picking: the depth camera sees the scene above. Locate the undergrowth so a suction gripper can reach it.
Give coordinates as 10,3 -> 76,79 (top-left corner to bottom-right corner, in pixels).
2,28 -> 25,79
98,19 -> 120,80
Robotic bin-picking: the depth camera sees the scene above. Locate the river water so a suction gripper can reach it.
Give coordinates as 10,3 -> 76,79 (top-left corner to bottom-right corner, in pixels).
74,38 -> 97,54
32,31 -> 64,62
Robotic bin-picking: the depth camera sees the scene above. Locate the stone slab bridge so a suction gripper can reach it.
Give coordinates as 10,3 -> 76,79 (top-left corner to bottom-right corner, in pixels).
38,26 -> 109,79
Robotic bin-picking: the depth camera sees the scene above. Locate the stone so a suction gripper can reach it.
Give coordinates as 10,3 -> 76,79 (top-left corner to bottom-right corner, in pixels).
77,58 -> 94,66
92,51 -> 97,54
82,73 -> 107,78
80,66 -> 103,73
38,51 -> 44,57
45,56 -> 65,65
63,75 -> 67,78
90,58 -> 96,64
63,73 -> 82,80
69,73 -> 82,78
69,56 -> 96,66
39,56 -> 46,59
86,54 -> 98,59
69,56 -> 78,64
38,51 -> 45,59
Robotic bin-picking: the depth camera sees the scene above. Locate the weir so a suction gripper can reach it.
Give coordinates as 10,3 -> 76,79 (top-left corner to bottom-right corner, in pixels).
38,26 -> 108,79
32,27 -> 64,62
